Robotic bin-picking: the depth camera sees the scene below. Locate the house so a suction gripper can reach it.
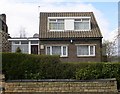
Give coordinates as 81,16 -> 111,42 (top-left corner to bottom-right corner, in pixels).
39,12 -> 103,62
8,33 -> 39,54
0,14 -> 10,52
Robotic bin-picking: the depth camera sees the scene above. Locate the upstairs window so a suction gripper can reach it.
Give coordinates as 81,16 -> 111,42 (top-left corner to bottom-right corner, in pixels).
74,18 -> 90,31
49,19 -> 64,30
48,17 -> 91,31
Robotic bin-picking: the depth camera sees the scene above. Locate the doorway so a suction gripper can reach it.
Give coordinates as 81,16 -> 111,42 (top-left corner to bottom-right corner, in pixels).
31,45 -> 38,54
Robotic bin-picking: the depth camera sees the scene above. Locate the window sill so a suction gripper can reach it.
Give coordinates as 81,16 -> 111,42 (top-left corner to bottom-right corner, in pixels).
74,29 -> 91,31
77,55 -> 95,57
49,30 -> 64,32
60,56 -> 68,58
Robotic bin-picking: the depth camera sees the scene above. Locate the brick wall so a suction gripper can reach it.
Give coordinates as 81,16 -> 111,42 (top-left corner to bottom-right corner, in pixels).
40,38 -> 102,62
0,32 -> 11,52
3,79 -> 118,93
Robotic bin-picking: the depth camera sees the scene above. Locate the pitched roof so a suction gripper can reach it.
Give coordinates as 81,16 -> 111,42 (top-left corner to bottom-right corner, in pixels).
39,12 -> 103,39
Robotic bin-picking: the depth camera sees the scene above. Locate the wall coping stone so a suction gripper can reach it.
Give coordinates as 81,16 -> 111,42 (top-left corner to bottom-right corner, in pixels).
6,78 -> 116,82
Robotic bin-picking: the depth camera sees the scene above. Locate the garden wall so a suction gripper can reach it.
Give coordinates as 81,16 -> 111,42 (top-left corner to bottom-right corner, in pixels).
3,78 -> 118,93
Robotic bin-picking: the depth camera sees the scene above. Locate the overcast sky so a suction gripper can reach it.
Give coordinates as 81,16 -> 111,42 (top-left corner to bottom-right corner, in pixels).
0,0 -> 119,41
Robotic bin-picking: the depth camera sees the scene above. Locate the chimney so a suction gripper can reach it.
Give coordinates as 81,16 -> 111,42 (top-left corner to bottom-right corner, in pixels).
0,14 -> 6,23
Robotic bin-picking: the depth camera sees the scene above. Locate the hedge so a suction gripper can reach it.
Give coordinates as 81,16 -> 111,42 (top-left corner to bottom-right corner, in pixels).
75,63 -> 120,88
2,52 -> 60,80
2,52 -> 120,89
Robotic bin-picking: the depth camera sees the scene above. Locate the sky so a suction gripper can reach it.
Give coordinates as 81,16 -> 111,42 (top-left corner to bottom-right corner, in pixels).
0,0 -> 119,41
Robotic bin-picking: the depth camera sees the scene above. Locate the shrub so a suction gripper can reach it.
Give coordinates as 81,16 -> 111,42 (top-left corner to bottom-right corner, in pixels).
15,47 -> 21,53
75,62 -> 120,89
76,63 -> 103,80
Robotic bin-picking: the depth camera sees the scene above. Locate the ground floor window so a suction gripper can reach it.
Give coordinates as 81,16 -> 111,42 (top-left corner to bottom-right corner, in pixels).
12,44 -> 29,53
77,45 -> 95,56
46,45 -> 68,57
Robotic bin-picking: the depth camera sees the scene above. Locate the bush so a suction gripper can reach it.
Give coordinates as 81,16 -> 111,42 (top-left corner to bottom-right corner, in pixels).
75,62 -> 120,89
15,47 -> 21,53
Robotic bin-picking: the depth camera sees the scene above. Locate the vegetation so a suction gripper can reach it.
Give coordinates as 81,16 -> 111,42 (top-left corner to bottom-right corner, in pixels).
2,52 -> 120,89
102,39 -> 118,62
15,47 -> 21,53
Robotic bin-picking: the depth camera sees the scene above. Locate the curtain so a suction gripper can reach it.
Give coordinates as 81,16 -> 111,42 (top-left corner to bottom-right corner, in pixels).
52,46 -> 61,55
77,45 -> 89,55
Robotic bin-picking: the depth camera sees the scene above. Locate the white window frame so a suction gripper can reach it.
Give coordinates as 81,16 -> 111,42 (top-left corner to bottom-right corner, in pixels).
48,17 -> 91,32
76,44 -> 95,57
74,18 -> 91,31
48,19 -> 64,31
46,45 -> 68,57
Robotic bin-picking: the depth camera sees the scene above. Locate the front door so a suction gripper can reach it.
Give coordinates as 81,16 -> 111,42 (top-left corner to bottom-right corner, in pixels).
31,45 -> 38,54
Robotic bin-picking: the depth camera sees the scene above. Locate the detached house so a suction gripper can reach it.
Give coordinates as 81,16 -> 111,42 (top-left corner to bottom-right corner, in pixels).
39,12 -> 103,62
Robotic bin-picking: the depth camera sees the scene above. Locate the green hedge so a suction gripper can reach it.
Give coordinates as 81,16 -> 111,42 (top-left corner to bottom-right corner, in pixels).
2,52 -> 60,80
75,62 -> 120,88
2,53 -> 120,88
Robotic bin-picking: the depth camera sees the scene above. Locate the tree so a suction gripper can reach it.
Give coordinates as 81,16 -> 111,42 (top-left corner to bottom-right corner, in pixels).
16,47 -> 21,53
102,40 -> 117,62
19,27 -> 26,38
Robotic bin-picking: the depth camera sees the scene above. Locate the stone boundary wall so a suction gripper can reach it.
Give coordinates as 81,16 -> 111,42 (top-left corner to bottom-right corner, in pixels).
3,78 -> 118,93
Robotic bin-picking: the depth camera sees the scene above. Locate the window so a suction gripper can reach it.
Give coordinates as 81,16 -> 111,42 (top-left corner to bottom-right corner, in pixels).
77,45 -> 95,56
31,41 -> 38,44
13,41 -> 20,44
48,17 -> 91,31
12,41 -> 29,53
74,18 -> 90,30
46,45 -> 68,57
21,41 -> 28,44
49,19 -> 64,30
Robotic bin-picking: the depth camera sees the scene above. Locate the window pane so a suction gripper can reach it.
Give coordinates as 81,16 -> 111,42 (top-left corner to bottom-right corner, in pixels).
77,45 -> 89,55
83,22 -> 89,30
82,19 -> 89,21
49,23 -> 57,30
46,47 -> 50,55
74,22 -> 82,30
63,46 -> 67,55
49,19 -> 64,30
52,46 -> 61,55
57,23 -> 64,30
49,19 -> 56,22
75,19 -> 81,21
74,19 -> 90,30
13,41 -> 19,44
31,41 -> 38,44
57,19 -> 64,22
21,41 -> 28,44
21,44 -> 29,53
90,46 -> 94,55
